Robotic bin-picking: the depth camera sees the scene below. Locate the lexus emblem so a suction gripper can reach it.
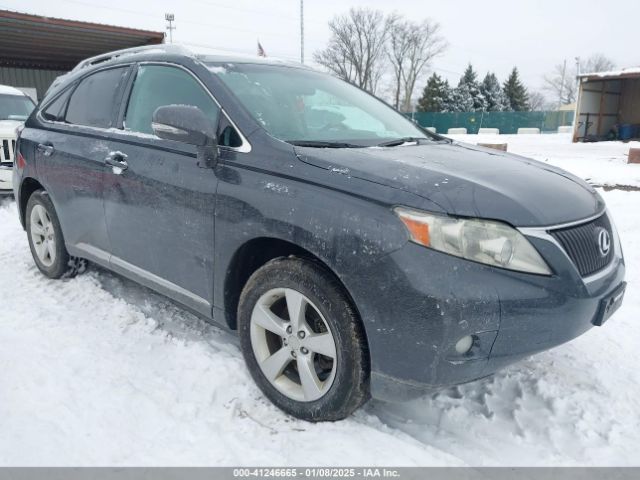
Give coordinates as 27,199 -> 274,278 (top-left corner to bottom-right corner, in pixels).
597,228 -> 611,257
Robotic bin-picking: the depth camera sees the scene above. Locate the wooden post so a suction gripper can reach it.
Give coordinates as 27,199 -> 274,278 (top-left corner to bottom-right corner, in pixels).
597,80 -> 606,136
628,148 -> 640,164
478,143 -> 508,152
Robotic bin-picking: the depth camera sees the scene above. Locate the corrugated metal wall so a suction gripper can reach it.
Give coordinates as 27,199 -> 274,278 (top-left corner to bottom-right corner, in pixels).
0,67 -> 68,102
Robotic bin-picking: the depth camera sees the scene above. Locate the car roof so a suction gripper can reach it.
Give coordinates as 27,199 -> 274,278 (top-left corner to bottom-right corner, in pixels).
45,43 -> 314,101
0,85 -> 28,96
72,43 -> 311,73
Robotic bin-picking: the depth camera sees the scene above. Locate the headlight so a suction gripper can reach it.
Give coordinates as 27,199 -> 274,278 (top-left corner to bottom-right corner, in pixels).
395,207 -> 551,275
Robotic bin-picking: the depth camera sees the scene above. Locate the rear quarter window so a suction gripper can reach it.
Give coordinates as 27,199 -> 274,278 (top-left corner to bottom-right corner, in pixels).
65,67 -> 129,128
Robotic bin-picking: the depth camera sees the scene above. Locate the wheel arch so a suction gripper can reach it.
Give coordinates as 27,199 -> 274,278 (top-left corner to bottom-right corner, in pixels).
222,236 -> 364,337
18,177 -> 45,229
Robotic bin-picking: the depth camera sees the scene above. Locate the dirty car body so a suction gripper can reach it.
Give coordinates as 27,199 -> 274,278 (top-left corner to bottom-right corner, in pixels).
13,46 -> 625,407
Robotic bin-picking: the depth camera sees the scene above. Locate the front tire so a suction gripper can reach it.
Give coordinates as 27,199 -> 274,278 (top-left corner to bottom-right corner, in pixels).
238,257 -> 369,421
26,190 -> 86,279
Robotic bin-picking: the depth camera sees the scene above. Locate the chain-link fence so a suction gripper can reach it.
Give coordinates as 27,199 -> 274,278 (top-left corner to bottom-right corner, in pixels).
408,111 -> 575,134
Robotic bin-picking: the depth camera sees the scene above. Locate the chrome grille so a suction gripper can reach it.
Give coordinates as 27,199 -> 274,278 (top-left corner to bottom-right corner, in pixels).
550,213 -> 614,277
0,138 -> 15,165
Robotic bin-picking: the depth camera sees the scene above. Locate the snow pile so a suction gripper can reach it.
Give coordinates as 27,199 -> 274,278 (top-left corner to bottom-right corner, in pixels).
449,133 -> 640,188
1,139 -> 639,465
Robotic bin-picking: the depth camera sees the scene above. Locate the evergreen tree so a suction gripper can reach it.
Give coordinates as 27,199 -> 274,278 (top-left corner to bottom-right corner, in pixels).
480,72 -> 509,111
503,67 -> 530,111
460,63 -> 479,85
456,64 -> 487,111
417,73 -> 451,112
447,82 -> 475,112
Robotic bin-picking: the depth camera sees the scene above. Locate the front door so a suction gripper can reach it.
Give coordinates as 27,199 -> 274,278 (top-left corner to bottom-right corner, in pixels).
103,64 -> 221,317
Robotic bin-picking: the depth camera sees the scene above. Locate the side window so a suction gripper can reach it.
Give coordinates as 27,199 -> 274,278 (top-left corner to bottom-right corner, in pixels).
65,67 -> 129,128
124,65 -> 220,136
41,88 -> 72,122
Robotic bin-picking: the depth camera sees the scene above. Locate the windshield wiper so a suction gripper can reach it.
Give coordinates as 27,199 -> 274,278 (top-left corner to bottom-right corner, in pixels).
376,137 -> 426,147
287,140 -> 363,148
377,136 -> 453,147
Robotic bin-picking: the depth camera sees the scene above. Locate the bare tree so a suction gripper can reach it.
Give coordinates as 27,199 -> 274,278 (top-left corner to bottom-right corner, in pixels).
398,20 -> 447,112
582,53 -> 616,74
544,54 -> 615,106
387,15 -> 412,109
528,90 -> 549,111
386,16 -> 447,111
544,62 -> 578,105
313,8 -> 391,94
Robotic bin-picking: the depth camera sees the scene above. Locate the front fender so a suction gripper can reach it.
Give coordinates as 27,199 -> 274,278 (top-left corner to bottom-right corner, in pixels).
212,150 -> 433,325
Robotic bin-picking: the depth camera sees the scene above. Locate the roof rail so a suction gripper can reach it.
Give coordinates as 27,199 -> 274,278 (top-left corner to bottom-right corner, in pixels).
70,43 -> 311,77
71,44 -> 188,72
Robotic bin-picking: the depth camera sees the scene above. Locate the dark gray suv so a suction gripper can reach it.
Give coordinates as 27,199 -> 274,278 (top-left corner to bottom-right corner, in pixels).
13,45 -> 625,421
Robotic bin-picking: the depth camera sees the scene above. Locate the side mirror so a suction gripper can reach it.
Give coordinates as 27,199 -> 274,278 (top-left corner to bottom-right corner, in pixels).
152,105 -> 218,167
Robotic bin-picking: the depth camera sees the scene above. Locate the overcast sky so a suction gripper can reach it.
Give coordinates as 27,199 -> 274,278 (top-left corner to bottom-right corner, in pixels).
4,0 -> 639,97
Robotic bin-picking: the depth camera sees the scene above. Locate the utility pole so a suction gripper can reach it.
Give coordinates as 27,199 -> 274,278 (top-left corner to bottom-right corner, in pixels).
558,59 -> 567,109
300,0 -> 304,64
574,56 -> 582,107
165,13 -> 175,44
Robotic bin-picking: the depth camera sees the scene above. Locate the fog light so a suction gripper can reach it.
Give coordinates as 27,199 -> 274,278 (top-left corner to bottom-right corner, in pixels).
455,335 -> 474,354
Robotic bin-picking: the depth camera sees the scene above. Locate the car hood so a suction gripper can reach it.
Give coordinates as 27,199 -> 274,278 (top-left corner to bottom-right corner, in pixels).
295,141 -> 604,227
0,120 -> 22,137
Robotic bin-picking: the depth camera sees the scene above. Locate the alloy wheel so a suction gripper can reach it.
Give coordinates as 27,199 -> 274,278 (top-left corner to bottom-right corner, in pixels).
30,204 -> 56,267
250,288 -> 338,402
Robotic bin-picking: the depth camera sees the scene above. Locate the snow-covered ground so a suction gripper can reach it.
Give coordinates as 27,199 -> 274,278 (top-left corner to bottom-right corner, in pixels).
448,133 -> 640,188
1,136 -> 639,466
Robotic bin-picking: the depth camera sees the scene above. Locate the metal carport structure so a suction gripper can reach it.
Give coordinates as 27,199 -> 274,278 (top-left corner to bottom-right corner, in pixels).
573,67 -> 640,142
0,9 -> 164,100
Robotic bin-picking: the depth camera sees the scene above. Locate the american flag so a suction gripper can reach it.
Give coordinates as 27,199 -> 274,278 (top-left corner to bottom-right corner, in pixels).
257,41 -> 267,57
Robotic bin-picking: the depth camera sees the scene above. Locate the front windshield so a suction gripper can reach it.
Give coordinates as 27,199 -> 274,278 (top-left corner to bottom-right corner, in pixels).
0,94 -> 35,121
209,63 -> 429,147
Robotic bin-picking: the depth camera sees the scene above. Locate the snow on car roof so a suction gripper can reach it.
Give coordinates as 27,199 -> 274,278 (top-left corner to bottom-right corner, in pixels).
0,85 -> 27,96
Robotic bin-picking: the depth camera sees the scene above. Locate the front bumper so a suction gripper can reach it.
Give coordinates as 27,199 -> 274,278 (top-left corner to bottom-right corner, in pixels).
347,219 -> 625,402
0,165 -> 13,194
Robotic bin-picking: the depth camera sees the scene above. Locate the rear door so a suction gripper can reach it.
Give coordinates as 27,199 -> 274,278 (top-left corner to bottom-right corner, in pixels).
103,63 -> 221,317
33,66 -> 131,261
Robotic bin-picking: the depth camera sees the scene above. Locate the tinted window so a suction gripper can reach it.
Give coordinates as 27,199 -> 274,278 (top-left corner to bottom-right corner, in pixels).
41,89 -> 72,122
124,65 -> 219,136
65,67 -> 129,128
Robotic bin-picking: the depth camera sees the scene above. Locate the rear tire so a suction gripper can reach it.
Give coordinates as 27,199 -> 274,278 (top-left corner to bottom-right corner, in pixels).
238,256 -> 369,421
26,190 -> 86,279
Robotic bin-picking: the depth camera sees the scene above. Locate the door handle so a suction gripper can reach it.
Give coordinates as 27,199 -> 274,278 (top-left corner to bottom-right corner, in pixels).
105,151 -> 128,174
37,142 -> 54,157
